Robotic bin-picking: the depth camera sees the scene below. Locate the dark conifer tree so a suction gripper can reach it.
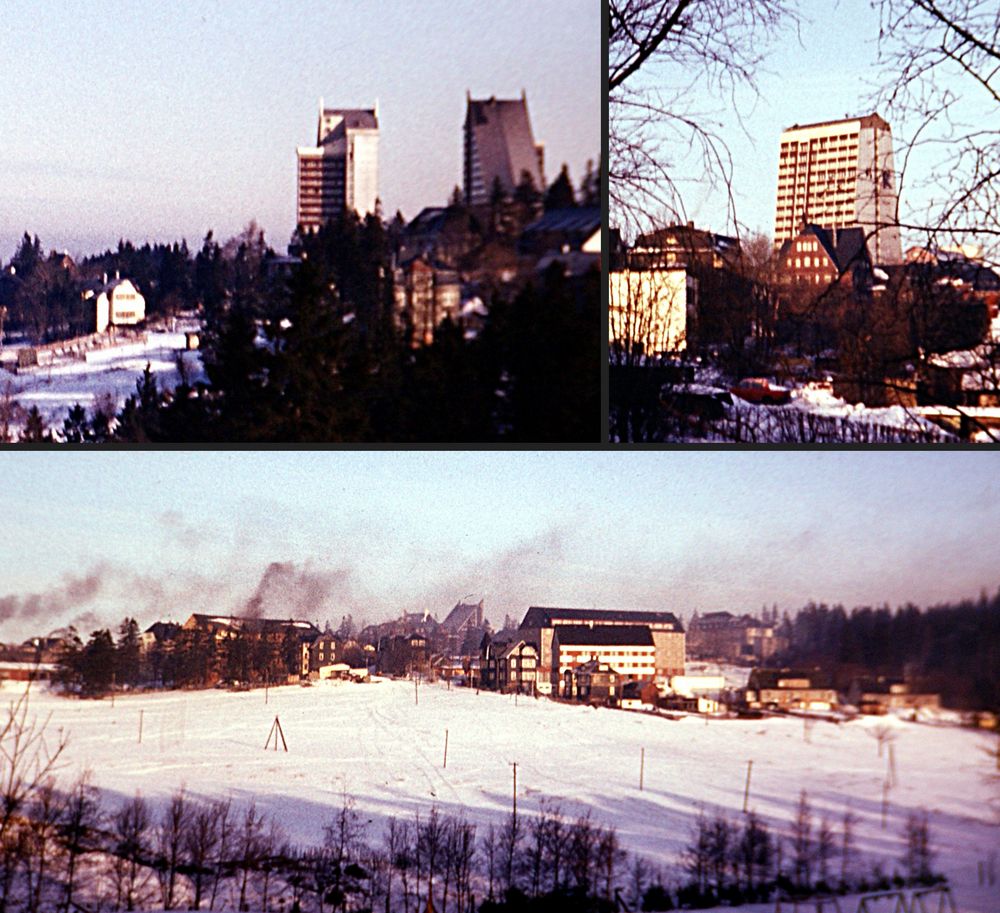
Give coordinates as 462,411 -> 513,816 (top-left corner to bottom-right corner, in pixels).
544,165 -> 577,210
21,406 -> 48,442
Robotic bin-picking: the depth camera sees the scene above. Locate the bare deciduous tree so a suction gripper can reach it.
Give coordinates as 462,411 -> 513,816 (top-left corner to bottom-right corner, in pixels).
208,797 -> 233,912
24,777 -> 62,913
110,793 -> 153,912
184,799 -> 219,911
0,686 -> 68,913
155,788 -> 190,910
59,772 -> 102,913
901,808 -> 935,883
875,0 -> 1000,269
609,0 -> 796,236
791,790 -> 813,891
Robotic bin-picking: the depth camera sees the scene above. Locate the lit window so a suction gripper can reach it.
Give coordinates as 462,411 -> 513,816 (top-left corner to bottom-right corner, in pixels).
795,258 -> 801,268
804,256 -> 811,267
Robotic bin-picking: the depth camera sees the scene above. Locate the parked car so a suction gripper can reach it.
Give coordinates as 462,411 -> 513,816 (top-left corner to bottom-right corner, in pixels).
730,377 -> 792,405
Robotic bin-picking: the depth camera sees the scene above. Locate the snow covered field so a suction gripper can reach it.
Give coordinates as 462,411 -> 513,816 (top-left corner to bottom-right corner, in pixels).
7,679 -> 998,912
1,330 -> 204,432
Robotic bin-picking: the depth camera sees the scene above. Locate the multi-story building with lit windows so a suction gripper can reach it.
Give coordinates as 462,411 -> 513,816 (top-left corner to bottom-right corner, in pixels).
773,114 -> 902,265
518,606 -> 686,695
463,92 -> 544,206
297,99 -> 379,231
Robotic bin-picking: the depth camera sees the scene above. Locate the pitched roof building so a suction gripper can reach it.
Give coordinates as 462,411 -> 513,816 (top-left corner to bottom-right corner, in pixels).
745,668 -> 838,711
778,223 -> 870,277
182,614 -> 320,640
519,207 -> 601,257
632,223 -> 741,271
464,93 -> 544,206
441,600 -> 484,633
552,626 -> 656,697
519,607 -> 685,693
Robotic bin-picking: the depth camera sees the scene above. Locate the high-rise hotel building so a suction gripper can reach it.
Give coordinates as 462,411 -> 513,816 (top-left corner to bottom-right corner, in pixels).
773,114 -> 903,265
296,99 -> 379,231
464,92 -> 544,206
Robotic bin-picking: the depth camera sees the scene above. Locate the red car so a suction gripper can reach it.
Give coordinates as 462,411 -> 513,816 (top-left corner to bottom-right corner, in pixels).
730,377 -> 792,405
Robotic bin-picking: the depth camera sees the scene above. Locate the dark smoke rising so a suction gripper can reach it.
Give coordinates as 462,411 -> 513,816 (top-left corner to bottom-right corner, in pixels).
242,561 -> 355,619
0,568 -> 106,624
405,526 -> 568,624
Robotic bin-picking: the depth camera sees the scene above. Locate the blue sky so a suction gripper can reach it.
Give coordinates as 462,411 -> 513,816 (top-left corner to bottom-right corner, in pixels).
0,0 -> 599,260
2,451 -> 999,642
628,0 -> 992,243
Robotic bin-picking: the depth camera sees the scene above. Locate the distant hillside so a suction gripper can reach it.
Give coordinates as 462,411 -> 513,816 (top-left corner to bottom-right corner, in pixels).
773,589 -> 1000,709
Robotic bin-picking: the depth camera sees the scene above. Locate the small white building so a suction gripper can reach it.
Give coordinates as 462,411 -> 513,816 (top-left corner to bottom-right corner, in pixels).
662,674 -> 726,713
664,674 -> 726,697
609,265 -> 693,357
86,276 -> 146,334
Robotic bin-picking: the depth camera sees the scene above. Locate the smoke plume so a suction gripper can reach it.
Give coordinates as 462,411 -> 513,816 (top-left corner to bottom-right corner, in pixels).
242,561 -> 355,619
0,568 -> 106,626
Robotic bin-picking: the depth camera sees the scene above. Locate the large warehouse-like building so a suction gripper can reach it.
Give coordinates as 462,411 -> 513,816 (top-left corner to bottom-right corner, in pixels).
518,606 -> 685,694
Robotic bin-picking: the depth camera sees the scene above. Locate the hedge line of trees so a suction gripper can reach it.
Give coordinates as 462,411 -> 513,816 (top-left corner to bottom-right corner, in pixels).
678,792 -> 939,909
2,687 -> 944,913
54,619 -> 307,695
773,589 -> 1000,710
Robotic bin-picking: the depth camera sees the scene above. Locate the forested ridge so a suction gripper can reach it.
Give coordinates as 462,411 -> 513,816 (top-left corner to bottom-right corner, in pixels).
773,589 -> 1000,709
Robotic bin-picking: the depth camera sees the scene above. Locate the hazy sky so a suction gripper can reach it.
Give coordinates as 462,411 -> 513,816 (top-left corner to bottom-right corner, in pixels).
623,0 -> 992,242
0,0 -> 600,260
2,451 -> 999,643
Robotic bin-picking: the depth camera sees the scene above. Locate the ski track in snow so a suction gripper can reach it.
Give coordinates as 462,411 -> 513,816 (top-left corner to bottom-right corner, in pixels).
4,678 -> 998,913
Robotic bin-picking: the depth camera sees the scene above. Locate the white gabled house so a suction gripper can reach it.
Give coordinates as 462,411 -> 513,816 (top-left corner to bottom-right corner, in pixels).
84,274 -> 146,334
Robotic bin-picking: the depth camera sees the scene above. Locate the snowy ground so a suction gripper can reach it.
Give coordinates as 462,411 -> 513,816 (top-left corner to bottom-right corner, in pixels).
6,679 -> 998,912
0,330 -> 204,434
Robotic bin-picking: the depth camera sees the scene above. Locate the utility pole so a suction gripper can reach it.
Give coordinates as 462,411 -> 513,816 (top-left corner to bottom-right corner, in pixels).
443,729 -> 449,769
138,709 -> 143,744
743,759 -> 753,813
639,747 -> 645,791
511,762 -> 518,822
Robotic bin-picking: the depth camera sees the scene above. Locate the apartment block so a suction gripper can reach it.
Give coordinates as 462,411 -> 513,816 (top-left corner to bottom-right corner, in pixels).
774,114 -> 902,265
297,99 -> 379,231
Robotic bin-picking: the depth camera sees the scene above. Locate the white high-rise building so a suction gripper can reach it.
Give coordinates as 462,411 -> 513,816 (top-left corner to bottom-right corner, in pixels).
297,99 -> 379,231
774,113 -> 902,265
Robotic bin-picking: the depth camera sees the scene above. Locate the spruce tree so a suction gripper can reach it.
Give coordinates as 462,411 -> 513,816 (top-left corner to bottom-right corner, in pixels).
544,164 -> 577,210
21,406 -> 48,442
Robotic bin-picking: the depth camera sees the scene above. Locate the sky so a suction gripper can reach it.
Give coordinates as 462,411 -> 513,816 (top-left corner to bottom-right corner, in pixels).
0,0 -> 600,260
622,0 -> 993,244
2,450 -> 999,643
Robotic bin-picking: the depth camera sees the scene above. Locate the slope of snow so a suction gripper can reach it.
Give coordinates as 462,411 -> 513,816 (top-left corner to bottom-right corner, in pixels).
1,331 -> 204,432
6,679 -> 998,912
